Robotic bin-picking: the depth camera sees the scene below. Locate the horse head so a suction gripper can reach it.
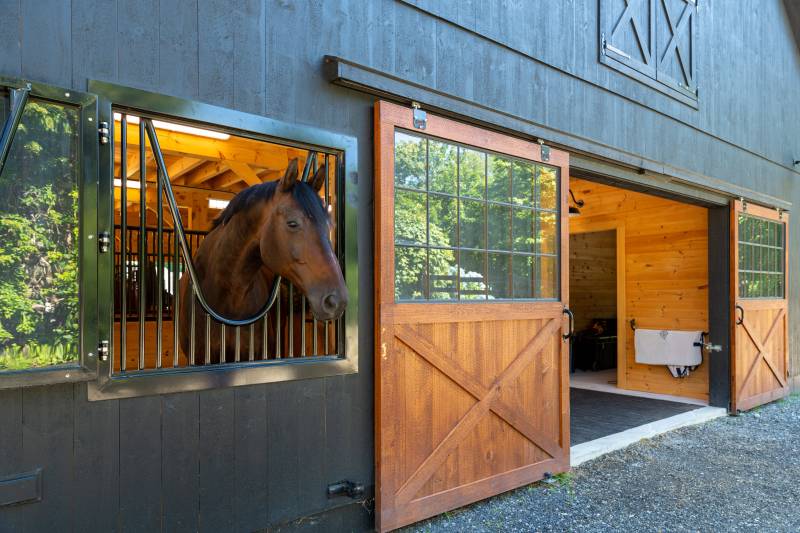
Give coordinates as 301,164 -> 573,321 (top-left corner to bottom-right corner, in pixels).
255,158 -> 347,321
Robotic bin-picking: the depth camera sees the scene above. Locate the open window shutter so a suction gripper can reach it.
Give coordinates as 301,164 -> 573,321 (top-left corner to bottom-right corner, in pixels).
656,0 -> 697,96
601,0 -> 657,78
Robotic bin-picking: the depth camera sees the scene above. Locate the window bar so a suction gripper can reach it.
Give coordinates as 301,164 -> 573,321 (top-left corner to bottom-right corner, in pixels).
456,148 -> 461,300
301,295 -> 306,356
274,294 -> 281,359
156,167 -> 164,369
220,323 -> 226,364
138,124 -> 147,371
120,117 -> 128,372
189,286 -> 195,365
205,313 -> 211,365
234,326 -> 241,363
288,283 -> 294,357
323,154 -> 330,352
172,225 -> 180,367
262,313 -> 269,360
248,323 -> 255,361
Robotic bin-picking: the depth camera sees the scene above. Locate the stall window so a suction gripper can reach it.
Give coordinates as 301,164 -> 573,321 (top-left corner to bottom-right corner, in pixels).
87,81 -> 357,400
0,79 -> 97,388
738,214 -> 785,299
393,131 -> 559,301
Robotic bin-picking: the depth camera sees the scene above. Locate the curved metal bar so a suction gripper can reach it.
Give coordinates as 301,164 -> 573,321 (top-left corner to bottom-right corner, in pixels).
735,304 -> 744,325
144,118 -> 281,327
0,85 -> 31,176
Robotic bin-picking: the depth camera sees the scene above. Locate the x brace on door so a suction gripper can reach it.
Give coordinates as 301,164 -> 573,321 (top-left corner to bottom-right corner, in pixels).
392,318 -> 563,505
737,308 -> 787,398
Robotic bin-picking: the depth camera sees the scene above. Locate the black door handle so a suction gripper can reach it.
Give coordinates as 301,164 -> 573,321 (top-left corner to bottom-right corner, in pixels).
735,304 -> 744,325
563,308 -> 574,340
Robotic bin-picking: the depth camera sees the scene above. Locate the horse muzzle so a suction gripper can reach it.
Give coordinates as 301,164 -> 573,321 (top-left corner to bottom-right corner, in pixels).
309,287 -> 348,321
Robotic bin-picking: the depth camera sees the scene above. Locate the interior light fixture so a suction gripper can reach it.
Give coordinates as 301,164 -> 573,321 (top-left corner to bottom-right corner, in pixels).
569,189 -> 585,217
208,198 -> 230,210
113,112 -> 231,140
113,178 -> 142,189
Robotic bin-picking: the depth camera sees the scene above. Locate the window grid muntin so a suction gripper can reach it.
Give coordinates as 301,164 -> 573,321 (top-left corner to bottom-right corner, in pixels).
738,213 -> 785,299
394,130 -> 559,302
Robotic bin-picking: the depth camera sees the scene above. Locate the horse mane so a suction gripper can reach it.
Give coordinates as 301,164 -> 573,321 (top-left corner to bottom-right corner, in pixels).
212,180 -> 328,230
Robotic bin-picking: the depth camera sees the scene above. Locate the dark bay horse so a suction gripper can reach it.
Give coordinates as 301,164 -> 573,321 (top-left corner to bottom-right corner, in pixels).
178,158 -> 347,364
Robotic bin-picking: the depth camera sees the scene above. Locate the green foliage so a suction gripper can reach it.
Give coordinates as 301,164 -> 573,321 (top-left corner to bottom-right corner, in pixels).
0,100 -> 80,369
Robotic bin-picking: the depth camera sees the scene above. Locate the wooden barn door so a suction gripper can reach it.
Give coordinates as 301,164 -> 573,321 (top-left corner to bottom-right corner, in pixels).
731,200 -> 790,412
374,101 -> 571,531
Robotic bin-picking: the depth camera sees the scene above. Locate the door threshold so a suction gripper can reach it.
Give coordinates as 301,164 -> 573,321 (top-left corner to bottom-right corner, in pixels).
570,380 -> 708,406
570,406 -> 727,467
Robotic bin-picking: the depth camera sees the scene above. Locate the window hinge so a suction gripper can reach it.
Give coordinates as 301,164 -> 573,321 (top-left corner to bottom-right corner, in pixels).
777,207 -> 784,220
411,101 -> 427,130
98,231 -> 111,253
601,32 -> 631,60
98,121 -> 109,145
98,340 -> 109,362
537,139 -> 550,162
740,197 -> 747,213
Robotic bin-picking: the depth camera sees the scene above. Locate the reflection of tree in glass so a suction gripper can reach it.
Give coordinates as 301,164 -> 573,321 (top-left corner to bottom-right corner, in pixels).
538,166 -> 557,209
0,101 -> 79,369
394,132 -> 426,189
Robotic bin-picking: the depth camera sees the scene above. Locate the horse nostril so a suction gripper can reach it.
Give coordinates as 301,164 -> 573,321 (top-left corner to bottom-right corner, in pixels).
322,293 -> 340,313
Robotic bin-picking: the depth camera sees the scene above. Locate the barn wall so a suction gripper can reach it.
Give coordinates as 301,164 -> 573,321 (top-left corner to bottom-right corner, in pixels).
569,230 -> 617,333
0,0 -> 798,530
570,178 -> 709,401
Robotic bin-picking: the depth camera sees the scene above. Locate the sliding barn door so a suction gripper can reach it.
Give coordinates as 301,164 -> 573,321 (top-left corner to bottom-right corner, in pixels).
731,200 -> 789,412
374,101 -> 570,531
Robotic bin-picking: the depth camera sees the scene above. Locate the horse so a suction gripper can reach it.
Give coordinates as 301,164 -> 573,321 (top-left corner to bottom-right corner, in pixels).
178,158 -> 347,364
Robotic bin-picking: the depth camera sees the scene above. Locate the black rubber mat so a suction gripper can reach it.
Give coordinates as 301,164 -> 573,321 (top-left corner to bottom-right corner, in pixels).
570,387 -> 701,445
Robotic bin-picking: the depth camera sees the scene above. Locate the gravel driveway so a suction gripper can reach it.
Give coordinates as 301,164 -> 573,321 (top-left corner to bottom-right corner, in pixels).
404,395 -> 800,532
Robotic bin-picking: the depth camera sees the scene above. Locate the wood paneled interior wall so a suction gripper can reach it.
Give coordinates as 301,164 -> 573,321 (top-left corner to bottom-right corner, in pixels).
569,231 -> 617,333
569,178 -> 709,401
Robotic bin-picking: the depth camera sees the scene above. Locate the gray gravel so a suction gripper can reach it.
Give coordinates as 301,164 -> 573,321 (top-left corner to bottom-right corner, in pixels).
404,395 -> 800,532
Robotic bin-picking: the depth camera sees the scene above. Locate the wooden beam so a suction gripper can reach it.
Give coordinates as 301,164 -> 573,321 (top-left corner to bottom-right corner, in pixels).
227,161 -> 262,186
183,161 -> 229,187
114,126 -> 290,169
167,157 -> 204,182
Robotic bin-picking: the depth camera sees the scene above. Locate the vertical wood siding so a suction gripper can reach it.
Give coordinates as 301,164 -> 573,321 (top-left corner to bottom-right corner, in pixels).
0,0 -> 798,530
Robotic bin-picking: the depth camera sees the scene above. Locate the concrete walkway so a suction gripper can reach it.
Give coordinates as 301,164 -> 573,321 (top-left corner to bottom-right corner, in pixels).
405,395 -> 800,532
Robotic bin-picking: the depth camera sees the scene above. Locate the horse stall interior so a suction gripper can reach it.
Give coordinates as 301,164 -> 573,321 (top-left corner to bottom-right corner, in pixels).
567,176 -> 712,444
111,113 -> 342,372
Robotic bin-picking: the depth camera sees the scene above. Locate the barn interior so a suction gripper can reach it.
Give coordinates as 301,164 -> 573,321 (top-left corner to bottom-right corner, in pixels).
567,175 -> 711,447
111,113 -> 339,372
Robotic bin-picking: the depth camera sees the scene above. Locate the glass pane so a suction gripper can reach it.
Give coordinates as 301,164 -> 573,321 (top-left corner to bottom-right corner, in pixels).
459,198 -> 485,249
459,148 -> 485,199
487,203 -> 511,251
0,99 -> 80,371
395,246 -> 427,300
395,189 -> 427,245
537,166 -> 558,210
538,211 -> 557,254
429,248 -> 457,300
511,161 -> 534,207
459,250 -> 486,300
487,155 -> 511,203
487,253 -> 511,299
394,131 -> 426,190
538,255 -> 558,299
429,140 -> 457,194
429,193 -> 457,247
512,208 -> 534,253
512,255 -> 534,298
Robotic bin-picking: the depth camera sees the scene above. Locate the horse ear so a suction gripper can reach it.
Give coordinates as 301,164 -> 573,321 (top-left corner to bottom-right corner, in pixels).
309,163 -> 326,192
280,158 -> 299,191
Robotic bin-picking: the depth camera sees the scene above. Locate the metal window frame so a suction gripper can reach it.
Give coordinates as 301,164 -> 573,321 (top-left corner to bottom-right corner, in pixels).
0,76 -> 99,389
87,80 -> 358,401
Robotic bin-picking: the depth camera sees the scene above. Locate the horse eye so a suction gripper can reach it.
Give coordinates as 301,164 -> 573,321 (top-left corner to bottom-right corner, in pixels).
287,220 -> 300,229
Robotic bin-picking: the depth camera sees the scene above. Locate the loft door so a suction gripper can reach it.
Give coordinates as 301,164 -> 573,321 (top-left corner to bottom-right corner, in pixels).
373,101 -> 571,531
731,200 -> 789,412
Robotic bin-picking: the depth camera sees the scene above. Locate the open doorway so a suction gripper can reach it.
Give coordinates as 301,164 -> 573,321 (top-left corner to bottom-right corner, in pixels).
567,175 -> 720,449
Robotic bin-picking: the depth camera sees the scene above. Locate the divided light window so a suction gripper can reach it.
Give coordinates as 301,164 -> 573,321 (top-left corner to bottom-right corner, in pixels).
393,131 -> 558,301
738,214 -> 785,299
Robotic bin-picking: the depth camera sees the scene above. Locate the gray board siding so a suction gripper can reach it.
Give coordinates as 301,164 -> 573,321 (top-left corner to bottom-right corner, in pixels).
0,0 -> 798,530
